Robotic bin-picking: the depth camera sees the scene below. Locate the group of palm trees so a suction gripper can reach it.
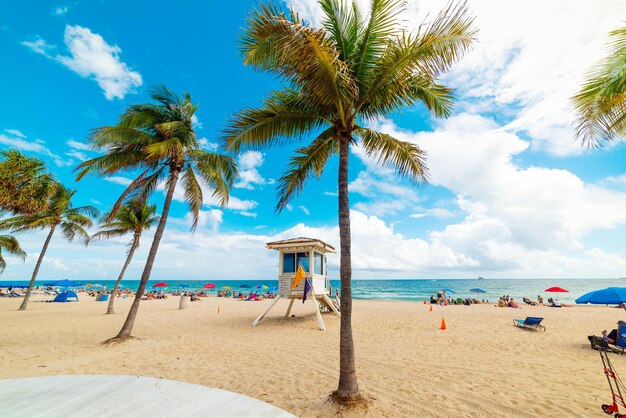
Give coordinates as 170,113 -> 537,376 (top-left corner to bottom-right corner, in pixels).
0,0 -> 622,405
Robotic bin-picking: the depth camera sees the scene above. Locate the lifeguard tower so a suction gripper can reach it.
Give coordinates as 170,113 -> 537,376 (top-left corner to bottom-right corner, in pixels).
251,237 -> 340,330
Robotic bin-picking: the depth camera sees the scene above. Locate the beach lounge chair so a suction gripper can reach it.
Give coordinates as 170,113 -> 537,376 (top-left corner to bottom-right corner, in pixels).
513,316 -> 545,332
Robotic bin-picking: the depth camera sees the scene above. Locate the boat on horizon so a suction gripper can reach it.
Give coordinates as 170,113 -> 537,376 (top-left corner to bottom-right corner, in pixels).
478,276 -> 485,280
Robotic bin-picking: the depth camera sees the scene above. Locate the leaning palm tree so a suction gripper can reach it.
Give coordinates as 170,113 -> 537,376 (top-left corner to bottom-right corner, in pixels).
224,0 -> 476,402
0,150 -> 56,215
0,234 -> 26,272
90,200 -> 159,315
573,26 -> 626,147
75,85 -> 237,343
0,185 -> 98,310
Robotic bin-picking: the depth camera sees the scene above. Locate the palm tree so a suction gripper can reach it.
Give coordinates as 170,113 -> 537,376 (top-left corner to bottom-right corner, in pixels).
573,26 -> 626,146
0,185 -> 98,310
224,0 -> 476,402
0,235 -> 26,272
0,150 -> 56,215
75,85 -> 237,342
90,200 -> 159,315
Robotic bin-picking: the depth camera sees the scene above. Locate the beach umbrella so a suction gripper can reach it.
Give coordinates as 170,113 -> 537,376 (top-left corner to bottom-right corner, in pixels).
179,283 -> 190,289
152,282 -> 169,288
255,285 -> 269,290
203,283 -> 216,289
240,284 -> 251,288
220,285 -> 231,290
441,288 -> 455,294
576,287 -> 626,305
545,286 -> 568,293
470,288 -> 487,293
43,279 -> 82,287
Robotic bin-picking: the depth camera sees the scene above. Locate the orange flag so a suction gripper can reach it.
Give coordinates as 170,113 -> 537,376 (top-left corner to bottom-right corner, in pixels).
292,262 -> 306,290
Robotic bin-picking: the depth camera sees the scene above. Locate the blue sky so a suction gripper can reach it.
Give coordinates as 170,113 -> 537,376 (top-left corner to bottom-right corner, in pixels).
1,0 -> 626,281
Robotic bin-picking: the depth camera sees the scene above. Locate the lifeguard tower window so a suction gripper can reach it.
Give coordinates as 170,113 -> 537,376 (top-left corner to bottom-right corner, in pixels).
314,252 -> 323,275
282,252 -> 309,273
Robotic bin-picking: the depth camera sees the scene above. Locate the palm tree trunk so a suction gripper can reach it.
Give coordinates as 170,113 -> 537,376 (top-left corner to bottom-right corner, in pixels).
111,169 -> 180,340
335,137 -> 360,399
18,225 -> 56,311
105,233 -> 140,315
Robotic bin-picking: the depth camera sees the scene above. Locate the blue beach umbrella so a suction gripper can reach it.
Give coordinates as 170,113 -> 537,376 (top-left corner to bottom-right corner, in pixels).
576,287 -> 626,305
44,279 -> 82,287
470,288 -> 487,293
441,288 -> 455,294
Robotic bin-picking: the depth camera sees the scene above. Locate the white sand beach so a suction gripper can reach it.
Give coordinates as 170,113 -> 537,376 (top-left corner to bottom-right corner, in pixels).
0,294 -> 618,417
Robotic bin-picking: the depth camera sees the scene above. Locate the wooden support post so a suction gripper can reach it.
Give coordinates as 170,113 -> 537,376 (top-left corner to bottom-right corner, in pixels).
251,294 -> 282,327
285,298 -> 295,317
309,283 -> 326,331
322,294 -> 341,317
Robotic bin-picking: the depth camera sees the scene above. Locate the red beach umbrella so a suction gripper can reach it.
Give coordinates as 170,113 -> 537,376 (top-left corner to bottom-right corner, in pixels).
203,283 -> 216,289
152,282 -> 169,288
545,286 -> 569,293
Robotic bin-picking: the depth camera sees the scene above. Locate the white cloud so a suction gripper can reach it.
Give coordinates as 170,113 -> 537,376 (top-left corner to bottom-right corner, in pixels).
23,25 -> 142,100
66,139 -> 91,151
53,6 -> 69,15
198,137 -> 218,151
239,211 -> 258,218
368,114 -> 626,257
65,149 -> 87,161
104,176 -> 133,186
57,25 -> 142,100
323,191 -> 338,197
5,129 -> 26,138
234,151 -> 267,190
298,205 -> 310,215
21,38 -> 55,58
191,115 -> 203,129
287,0 -> 626,157
0,129 -> 71,167
411,208 -> 456,219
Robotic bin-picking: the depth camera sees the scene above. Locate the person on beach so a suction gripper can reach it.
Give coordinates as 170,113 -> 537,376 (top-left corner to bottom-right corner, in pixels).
430,295 -> 436,304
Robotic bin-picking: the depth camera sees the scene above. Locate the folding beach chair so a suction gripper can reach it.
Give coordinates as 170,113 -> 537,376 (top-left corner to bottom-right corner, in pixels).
612,323 -> 626,355
513,316 -> 545,332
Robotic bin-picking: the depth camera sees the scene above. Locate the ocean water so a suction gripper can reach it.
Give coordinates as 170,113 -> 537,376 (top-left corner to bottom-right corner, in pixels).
4,278 -> 626,304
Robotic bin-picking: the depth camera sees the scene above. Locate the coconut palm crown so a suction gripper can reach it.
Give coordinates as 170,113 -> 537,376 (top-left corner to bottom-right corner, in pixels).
0,185 -> 98,310
75,85 -> 238,341
573,26 -> 626,147
0,150 -> 56,215
223,0 -> 476,402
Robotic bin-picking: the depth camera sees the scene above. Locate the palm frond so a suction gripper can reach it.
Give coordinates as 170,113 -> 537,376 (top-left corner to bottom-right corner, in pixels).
357,128 -> 428,183
181,166 -> 203,231
357,1 -> 476,115
276,127 -> 337,211
351,0 -> 406,83
242,2 -> 357,114
224,89 -> 331,153
573,26 -> 626,147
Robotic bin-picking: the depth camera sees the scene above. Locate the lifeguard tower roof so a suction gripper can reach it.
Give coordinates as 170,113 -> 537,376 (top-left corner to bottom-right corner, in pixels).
265,237 -> 335,253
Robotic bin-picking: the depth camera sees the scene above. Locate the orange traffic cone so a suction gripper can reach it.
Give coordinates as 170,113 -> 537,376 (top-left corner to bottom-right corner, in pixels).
423,300 -> 427,304
440,318 -> 447,330
429,304 -> 433,312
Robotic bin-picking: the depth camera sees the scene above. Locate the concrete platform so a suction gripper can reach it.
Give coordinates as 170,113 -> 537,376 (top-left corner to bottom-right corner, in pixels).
0,375 -> 295,418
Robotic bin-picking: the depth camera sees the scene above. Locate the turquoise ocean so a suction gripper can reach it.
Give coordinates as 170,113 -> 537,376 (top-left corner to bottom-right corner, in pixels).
3,278 -> 626,304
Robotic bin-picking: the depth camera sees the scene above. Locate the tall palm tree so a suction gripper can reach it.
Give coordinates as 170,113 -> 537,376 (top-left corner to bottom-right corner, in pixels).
0,235 -> 26,272
90,200 -> 159,315
224,0 -> 476,402
573,26 -> 626,146
75,85 -> 237,342
0,185 -> 98,310
0,150 -> 56,215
